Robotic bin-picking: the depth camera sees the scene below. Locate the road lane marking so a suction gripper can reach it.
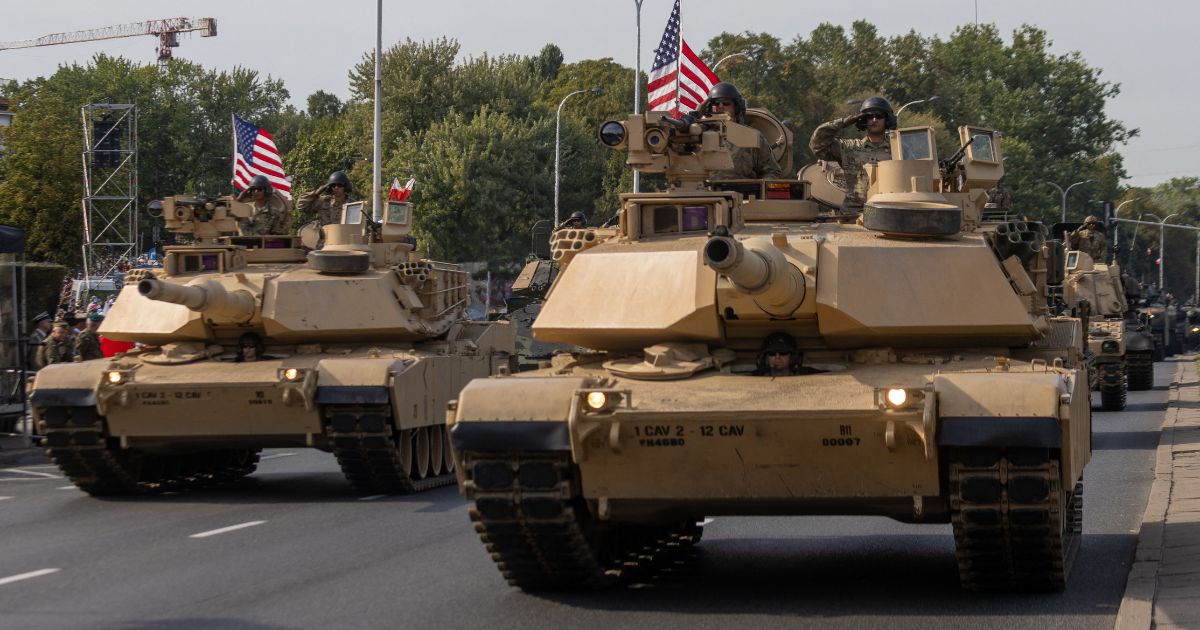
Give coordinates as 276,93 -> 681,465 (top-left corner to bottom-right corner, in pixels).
2,469 -> 61,478
57,485 -> 77,490
358,494 -> 387,501
259,453 -> 296,461
189,520 -> 266,539
0,496 -> 13,501
699,518 -> 715,525
0,568 -> 60,586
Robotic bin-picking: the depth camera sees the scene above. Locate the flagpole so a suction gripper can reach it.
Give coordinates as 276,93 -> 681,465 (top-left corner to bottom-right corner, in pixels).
632,0 -> 643,193
372,0 -> 383,221
230,113 -> 237,192
673,0 -> 682,116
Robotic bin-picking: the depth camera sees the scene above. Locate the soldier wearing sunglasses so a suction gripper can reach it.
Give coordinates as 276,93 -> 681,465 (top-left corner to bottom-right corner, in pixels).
694,82 -> 782,180
236,175 -> 293,235
809,96 -> 895,214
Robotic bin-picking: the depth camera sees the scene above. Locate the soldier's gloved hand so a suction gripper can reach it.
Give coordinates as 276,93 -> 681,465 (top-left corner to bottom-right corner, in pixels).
841,114 -> 863,128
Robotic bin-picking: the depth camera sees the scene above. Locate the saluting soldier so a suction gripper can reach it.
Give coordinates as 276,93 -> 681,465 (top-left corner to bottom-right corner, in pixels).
237,175 -> 292,236
1068,215 -> 1108,262
74,313 -> 105,361
809,96 -> 895,214
297,171 -> 355,227
36,322 -> 75,368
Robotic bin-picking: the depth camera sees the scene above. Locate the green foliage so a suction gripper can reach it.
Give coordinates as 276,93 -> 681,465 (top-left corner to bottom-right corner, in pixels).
0,55 -> 289,266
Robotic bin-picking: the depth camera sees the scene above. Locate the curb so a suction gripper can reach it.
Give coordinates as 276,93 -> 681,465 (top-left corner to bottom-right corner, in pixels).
1114,359 -> 1186,630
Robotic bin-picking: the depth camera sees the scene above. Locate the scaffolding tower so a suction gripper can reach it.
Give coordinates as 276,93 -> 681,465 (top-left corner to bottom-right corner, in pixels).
80,103 -> 137,286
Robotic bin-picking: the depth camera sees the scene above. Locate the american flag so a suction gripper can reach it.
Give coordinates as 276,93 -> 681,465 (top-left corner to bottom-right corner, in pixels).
232,114 -> 291,199
646,0 -> 719,115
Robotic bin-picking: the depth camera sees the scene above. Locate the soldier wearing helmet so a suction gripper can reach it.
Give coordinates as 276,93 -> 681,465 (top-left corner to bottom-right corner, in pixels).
753,331 -> 821,376
298,171 -> 356,227
1068,215 -> 1108,262
809,96 -> 895,214
562,211 -> 587,229
696,82 -> 782,180
236,174 -> 293,235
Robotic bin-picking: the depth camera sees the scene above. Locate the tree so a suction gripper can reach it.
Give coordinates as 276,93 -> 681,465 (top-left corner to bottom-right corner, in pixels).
306,90 -> 342,118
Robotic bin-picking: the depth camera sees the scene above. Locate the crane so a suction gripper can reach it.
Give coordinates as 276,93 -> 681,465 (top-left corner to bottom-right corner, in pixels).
0,18 -> 217,67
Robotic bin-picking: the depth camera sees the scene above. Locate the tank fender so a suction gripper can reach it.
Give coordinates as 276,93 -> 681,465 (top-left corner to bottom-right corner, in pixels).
1124,331 -> 1154,352
449,377 -> 586,453
29,389 -> 97,408
933,371 -> 1070,448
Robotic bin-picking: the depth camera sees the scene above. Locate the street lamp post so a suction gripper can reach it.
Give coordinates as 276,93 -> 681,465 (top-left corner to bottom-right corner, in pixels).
1145,212 -> 1180,295
711,46 -> 766,73
1110,197 -> 1142,254
632,0 -> 644,194
894,95 -> 941,122
555,87 -> 603,226
1044,179 -> 1094,223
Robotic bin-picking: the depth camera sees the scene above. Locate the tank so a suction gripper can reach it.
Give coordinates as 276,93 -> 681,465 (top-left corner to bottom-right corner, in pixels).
1060,251 -> 1154,403
30,195 -> 513,495
447,111 -> 1091,592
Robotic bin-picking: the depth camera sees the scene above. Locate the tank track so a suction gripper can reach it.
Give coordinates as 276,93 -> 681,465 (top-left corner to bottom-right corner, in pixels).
1126,351 -> 1154,391
39,406 -> 260,496
324,405 -> 454,494
463,452 -> 702,591
1098,362 -> 1127,411
949,447 -> 1081,591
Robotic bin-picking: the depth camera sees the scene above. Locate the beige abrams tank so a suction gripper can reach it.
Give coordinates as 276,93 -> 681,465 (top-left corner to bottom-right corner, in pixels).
447,111 -> 1090,592
1061,251 -> 1155,405
30,195 -> 513,495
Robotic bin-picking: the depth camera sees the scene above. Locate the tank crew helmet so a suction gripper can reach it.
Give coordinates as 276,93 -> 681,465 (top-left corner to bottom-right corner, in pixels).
703,82 -> 747,123
856,96 -> 897,131
247,175 -> 272,192
1083,215 -> 1102,227
756,330 -> 802,374
326,171 -> 352,195
563,211 -> 587,228
237,332 -> 265,357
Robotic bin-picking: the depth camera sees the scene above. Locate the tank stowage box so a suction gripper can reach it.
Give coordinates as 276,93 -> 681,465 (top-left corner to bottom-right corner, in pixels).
447,111 -> 1090,592
31,196 -> 513,495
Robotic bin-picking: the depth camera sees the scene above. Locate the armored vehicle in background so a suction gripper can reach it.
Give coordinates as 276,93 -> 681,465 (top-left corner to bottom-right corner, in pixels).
1141,302 -> 1179,360
1185,307 -> 1200,351
448,111 -> 1090,592
31,195 -> 512,495
1061,252 -> 1154,404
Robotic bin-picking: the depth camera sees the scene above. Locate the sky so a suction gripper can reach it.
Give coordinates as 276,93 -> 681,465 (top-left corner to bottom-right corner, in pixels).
0,0 -> 1192,189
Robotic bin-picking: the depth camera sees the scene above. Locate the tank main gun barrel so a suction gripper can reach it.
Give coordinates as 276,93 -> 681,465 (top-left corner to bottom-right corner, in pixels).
703,233 -> 806,316
138,277 -> 257,322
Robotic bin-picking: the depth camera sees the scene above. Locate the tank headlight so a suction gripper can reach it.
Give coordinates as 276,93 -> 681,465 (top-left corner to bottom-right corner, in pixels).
585,391 -> 607,411
106,370 -> 125,385
886,388 -> 908,407
1101,340 -> 1120,354
1191,326 -> 1199,333
279,367 -> 303,382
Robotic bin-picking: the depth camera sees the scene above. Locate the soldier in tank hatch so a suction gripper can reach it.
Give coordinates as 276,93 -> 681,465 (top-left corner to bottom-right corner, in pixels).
810,96 -> 895,214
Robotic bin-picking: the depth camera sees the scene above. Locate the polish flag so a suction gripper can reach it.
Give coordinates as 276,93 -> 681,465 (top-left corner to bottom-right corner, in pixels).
389,177 -> 415,202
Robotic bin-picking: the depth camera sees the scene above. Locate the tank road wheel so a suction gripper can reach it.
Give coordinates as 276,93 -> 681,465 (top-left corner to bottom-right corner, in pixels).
323,406 -> 455,494
429,425 -> 447,475
949,447 -> 1082,591
412,427 -> 431,480
1098,363 -> 1127,411
1127,351 -> 1154,391
442,428 -> 456,474
463,452 -> 703,591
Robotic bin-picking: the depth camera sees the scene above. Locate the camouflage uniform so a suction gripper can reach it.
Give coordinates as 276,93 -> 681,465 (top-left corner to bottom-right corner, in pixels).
297,189 -> 350,227
238,192 -> 292,236
1069,228 -> 1108,262
712,134 -> 783,180
75,330 -> 104,361
809,119 -> 891,213
35,336 -> 74,369
986,186 -> 1013,211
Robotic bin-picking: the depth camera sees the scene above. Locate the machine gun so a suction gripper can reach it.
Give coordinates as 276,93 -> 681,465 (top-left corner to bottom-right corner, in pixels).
147,195 -> 253,241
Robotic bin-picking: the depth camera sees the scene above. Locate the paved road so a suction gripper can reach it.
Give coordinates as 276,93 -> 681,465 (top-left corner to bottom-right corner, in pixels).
0,360 -> 1178,630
